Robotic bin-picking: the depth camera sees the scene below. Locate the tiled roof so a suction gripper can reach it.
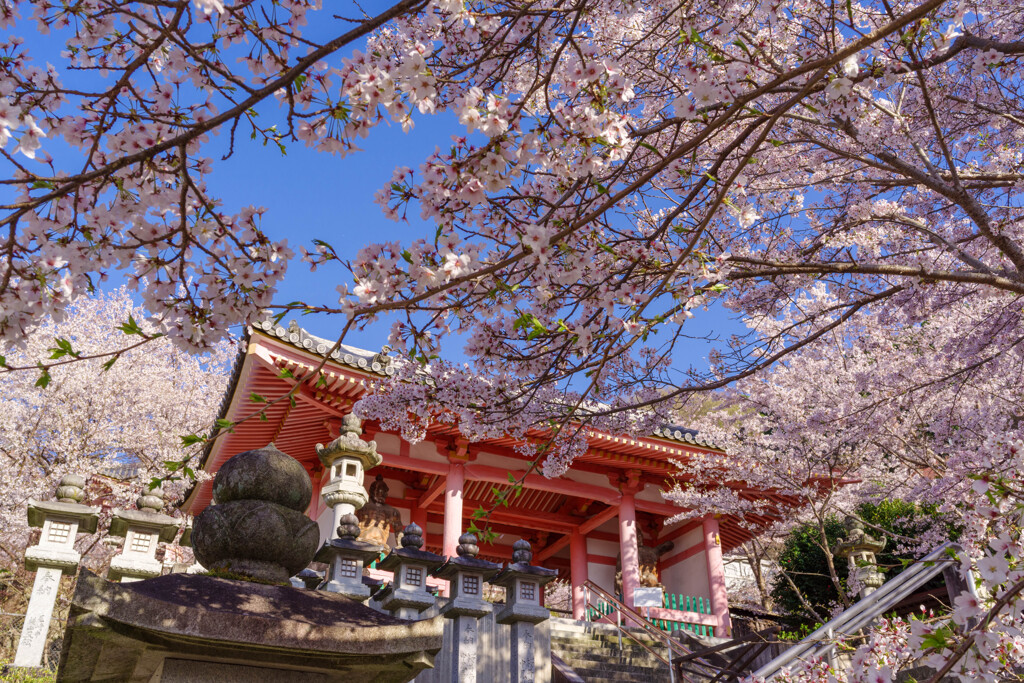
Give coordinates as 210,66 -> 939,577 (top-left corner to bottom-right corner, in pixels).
240,319 -> 719,450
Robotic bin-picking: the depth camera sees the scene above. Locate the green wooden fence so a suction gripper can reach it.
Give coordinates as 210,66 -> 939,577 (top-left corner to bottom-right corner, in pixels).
585,594 -> 715,638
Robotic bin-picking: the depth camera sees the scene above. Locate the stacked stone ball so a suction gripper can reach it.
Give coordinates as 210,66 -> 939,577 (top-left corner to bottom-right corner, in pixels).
192,444 -> 320,583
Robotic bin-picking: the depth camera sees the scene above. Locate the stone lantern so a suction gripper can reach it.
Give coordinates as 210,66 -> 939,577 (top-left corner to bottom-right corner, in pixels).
375,523 -> 445,619
314,513 -> 384,600
431,532 -> 501,683
834,516 -> 887,599
491,540 -> 558,683
107,487 -> 180,582
316,413 -> 382,539
15,474 -> 99,669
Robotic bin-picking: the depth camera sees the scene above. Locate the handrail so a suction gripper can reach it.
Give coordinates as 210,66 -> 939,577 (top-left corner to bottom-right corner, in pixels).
583,580 -> 691,661
582,580 -> 730,683
753,542 -> 969,680
583,582 -> 672,670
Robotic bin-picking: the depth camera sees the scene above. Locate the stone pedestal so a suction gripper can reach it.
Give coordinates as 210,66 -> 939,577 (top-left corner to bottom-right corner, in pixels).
56,570 -> 444,682
432,533 -> 501,683
15,475 -> 99,669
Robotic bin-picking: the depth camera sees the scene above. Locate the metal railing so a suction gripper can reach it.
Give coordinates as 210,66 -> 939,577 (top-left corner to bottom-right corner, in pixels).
582,580 -> 725,683
753,542 -> 973,680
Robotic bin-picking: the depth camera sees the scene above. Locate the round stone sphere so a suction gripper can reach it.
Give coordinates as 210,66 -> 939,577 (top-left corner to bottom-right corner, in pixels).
212,444 -> 312,512
192,499 -> 320,582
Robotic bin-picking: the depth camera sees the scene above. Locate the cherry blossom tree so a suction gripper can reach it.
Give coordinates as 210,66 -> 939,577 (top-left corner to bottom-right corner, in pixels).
0,288 -> 232,569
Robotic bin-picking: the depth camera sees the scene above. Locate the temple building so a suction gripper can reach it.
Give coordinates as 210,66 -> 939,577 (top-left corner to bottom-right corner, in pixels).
182,320 -> 795,637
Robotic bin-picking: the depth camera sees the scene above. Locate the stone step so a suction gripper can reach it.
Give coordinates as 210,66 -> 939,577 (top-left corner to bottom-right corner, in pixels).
552,641 -> 666,654
559,664 -> 669,682
552,634 -> 667,648
553,647 -> 664,663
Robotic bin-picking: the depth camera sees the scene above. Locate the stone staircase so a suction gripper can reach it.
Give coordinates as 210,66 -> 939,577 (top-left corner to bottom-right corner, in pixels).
549,619 -> 675,682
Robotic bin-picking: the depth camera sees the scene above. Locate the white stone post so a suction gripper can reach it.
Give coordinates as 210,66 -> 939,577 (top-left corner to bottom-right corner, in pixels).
14,475 -> 99,669
107,487 -> 181,582
492,540 -> 558,683
432,533 -> 501,683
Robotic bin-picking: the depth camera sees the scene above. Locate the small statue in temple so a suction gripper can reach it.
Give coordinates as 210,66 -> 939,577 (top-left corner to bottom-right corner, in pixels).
615,528 -> 674,595
355,474 -> 404,552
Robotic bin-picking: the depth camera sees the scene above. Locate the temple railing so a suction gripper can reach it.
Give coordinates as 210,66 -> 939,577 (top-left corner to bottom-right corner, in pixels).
587,591 -> 720,637
582,579 -> 727,683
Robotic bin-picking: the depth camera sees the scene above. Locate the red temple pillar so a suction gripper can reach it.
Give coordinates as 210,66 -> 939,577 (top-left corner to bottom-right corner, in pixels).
618,493 -> 640,609
703,516 -> 732,636
570,528 -> 588,620
442,461 -> 465,558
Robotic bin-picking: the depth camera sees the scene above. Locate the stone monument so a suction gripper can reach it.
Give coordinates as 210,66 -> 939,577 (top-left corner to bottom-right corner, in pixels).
491,540 -> 557,683
431,532 -> 501,683
357,474 -> 404,551
14,474 -> 99,669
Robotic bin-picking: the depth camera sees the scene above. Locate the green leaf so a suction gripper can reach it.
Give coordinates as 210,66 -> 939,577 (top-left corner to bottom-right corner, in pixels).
35,367 -> 51,389
102,355 -> 119,371
0,355 -> 6,368
48,338 -> 80,360
164,460 -> 182,472
180,434 -> 206,447
250,392 -> 267,403
279,367 -> 295,379
259,411 -> 269,422
215,418 -> 234,430
117,315 -> 144,336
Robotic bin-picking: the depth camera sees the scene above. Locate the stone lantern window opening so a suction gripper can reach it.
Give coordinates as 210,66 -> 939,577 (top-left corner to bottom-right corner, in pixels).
45,518 -> 75,546
519,580 -> 537,603
339,558 -> 359,580
461,574 -> 480,596
404,566 -> 423,587
128,531 -> 152,555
